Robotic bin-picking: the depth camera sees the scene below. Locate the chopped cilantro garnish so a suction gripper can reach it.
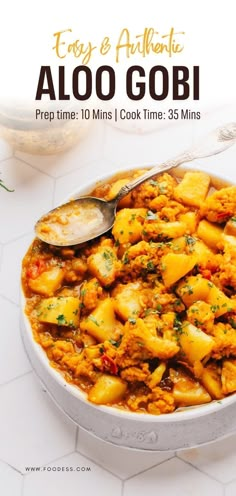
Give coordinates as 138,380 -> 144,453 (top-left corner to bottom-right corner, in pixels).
229,318 -> 236,329
109,338 -> 121,348
88,315 -> 100,326
149,179 -> 158,186
184,284 -> 193,295
158,183 -> 167,194
123,253 -> 129,265
147,261 -> 155,271
56,314 -> 67,325
210,305 -> 220,313
185,235 -> 196,246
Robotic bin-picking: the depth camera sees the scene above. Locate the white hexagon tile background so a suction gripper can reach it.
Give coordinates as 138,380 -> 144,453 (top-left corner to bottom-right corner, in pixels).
1,104 -> 236,496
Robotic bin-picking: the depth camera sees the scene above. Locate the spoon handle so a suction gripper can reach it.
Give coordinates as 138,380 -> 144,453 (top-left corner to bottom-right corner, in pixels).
114,122 -> 236,203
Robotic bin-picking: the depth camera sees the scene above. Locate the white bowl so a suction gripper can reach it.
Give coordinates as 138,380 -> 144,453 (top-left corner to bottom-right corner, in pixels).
20,165 -> 236,451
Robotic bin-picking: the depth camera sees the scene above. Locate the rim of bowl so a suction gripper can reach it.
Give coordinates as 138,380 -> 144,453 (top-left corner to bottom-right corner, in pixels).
21,163 -> 236,423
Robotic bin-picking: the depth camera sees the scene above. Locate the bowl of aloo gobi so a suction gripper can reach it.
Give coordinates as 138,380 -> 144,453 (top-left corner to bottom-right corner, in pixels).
20,165 -> 236,450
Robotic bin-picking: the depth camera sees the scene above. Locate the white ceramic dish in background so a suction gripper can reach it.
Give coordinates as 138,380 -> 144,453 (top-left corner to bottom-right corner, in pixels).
20,165 -> 236,451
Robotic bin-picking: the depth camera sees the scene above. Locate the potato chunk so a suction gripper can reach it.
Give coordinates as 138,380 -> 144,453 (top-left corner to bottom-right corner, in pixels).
38,296 -> 80,327
191,240 -> 214,266
170,368 -> 211,406
112,208 -> 147,244
161,253 -> 197,287
174,171 -> 210,208
207,285 -> 232,317
28,267 -> 64,296
178,211 -> 197,234
80,298 -> 120,342
143,220 -> 187,241
179,322 -> 214,363
177,275 -> 211,307
177,275 -> 231,316
87,246 -> 118,286
187,301 -> 214,332
201,363 -> 223,399
197,219 -> 223,249
224,218 -> 236,237
88,374 -> 127,404
221,359 -> 236,394
113,282 -> 143,321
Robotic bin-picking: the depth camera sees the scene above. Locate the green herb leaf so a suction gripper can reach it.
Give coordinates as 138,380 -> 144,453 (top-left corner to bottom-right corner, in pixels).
128,317 -> 136,324
88,315 -> 100,326
56,314 -> 67,325
185,235 -> 196,246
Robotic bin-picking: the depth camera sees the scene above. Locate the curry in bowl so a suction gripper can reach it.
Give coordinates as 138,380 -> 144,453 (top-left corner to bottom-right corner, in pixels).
21,169 -> 236,415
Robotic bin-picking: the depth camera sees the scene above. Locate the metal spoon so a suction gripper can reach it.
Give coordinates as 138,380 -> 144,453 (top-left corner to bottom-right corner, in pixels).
35,122 -> 236,247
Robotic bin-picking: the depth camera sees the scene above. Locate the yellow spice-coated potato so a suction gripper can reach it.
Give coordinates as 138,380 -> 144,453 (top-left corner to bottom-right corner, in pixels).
88,374 -> 127,404
224,218 -> 236,237
87,246 -> 118,287
179,322 -> 214,363
206,285 -> 232,317
201,364 -> 223,399
170,368 -> 211,406
148,362 -> 166,389
178,211 -> 198,234
153,221 -> 187,239
161,253 -> 198,287
37,296 -> 80,327
177,275 -> 211,307
113,282 -> 143,321
174,171 -> 210,208
221,359 -> 236,394
28,266 -> 64,296
80,298 -> 121,342
112,208 -> 147,244
197,219 -> 223,249
191,240 -> 214,266
187,301 -> 214,332
177,275 -> 232,316
171,236 -> 186,253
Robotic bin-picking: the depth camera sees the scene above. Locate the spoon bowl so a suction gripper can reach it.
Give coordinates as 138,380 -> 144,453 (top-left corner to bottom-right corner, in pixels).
35,196 -> 117,247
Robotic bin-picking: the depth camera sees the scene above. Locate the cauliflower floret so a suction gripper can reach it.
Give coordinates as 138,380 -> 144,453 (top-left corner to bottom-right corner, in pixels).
80,278 -> 104,311
120,363 -> 150,382
131,173 -> 177,208
159,200 -> 187,222
61,349 -> 99,382
115,318 -> 179,368
127,386 -> 175,414
200,186 -> 236,223
218,262 -> 236,291
212,323 -> 236,359
147,387 -> 175,415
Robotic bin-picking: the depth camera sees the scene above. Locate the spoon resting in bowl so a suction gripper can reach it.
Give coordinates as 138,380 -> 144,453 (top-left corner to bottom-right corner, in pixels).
35,122 -> 236,247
